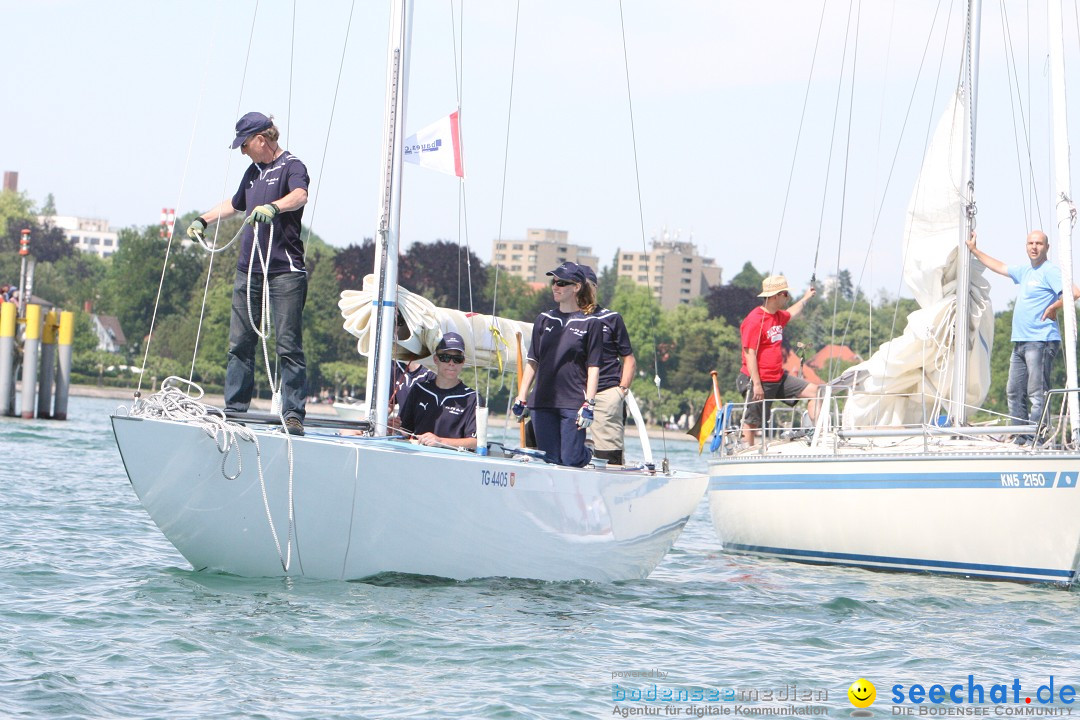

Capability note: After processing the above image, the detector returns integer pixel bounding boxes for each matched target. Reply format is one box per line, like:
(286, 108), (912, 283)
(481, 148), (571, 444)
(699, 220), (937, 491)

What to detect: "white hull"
(708, 440), (1080, 585)
(113, 415), (707, 582)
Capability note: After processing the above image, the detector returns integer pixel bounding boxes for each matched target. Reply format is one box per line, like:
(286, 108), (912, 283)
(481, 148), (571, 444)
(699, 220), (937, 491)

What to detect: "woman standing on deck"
(513, 262), (601, 467)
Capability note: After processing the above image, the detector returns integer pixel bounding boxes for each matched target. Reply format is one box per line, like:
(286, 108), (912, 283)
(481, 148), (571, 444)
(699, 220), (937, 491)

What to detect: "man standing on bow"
(967, 230), (1077, 443)
(186, 112), (311, 436)
(737, 275), (818, 446)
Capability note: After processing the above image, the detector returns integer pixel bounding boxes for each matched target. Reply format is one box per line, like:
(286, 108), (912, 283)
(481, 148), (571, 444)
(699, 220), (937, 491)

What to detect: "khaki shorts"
(591, 385), (626, 452)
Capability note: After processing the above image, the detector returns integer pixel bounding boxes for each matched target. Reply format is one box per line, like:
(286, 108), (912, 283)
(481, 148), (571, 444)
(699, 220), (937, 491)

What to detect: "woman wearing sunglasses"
(512, 262), (602, 467)
(398, 332), (478, 449)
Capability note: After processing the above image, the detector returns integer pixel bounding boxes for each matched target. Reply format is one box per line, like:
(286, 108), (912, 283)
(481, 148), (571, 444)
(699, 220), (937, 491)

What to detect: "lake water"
(3, 396), (1079, 719)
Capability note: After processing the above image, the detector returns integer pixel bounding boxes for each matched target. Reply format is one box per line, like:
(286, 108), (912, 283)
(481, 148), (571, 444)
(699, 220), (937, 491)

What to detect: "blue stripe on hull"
(709, 470), (1069, 491)
(724, 543), (1076, 584)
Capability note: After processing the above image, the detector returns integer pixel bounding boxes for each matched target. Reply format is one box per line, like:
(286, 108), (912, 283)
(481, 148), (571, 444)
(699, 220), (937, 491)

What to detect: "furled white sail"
(339, 274), (532, 372)
(842, 89), (994, 427)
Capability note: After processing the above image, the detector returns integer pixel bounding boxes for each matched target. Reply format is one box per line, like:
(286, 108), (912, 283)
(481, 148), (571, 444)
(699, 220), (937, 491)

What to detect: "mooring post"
(20, 303), (40, 419)
(38, 309), (57, 419)
(54, 310), (73, 421)
(0, 301), (14, 416)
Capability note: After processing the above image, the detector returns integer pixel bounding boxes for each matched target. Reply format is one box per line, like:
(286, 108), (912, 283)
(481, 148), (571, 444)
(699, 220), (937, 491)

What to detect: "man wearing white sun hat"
(737, 274), (818, 446)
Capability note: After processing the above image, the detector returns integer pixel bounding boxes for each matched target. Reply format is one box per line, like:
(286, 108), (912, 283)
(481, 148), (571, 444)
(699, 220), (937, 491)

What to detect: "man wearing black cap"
(186, 112), (311, 435)
(579, 264), (636, 465)
(398, 332), (478, 449)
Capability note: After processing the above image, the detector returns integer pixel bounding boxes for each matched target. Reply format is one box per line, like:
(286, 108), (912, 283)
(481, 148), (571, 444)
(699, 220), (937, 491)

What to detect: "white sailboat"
(110, 0), (707, 582)
(707, 0), (1080, 586)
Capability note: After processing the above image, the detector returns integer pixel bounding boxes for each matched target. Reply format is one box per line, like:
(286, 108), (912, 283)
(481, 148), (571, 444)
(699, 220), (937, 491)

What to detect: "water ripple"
(3, 397), (1080, 718)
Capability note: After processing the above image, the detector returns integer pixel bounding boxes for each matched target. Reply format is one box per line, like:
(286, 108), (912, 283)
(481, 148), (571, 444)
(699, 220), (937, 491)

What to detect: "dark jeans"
(225, 269), (307, 421)
(1007, 340), (1059, 426)
(531, 407), (591, 468)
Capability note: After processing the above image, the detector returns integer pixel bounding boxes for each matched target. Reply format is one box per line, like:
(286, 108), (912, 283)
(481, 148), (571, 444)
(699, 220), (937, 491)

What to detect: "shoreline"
(65, 383), (697, 442)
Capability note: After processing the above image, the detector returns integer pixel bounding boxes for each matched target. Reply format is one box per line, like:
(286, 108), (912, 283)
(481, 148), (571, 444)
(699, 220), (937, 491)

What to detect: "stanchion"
(54, 311), (73, 421)
(38, 309), (57, 419)
(0, 301), (14, 416)
(21, 303), (40, 419)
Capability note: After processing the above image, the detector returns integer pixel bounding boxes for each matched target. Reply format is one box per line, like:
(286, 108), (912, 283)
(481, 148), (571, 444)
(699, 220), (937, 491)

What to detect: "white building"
(39, 215), (120, 258)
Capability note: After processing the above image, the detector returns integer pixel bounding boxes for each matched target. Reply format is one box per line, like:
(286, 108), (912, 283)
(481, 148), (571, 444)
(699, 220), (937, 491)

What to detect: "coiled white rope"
(130, 375), (295, 573)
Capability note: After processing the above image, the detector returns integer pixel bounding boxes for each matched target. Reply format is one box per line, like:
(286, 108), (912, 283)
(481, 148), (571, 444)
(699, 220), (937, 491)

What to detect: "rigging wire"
(300, 0), (358, 254)
(810, 0), (858, 286)
(448, 0), (484, 399)
(768, 0), (831, 276)
(867, 0), (901, 359)
(137, 4), (222, 390)
(618, 0), (669, 466)
(764, 0), (829, 276)
(288, 0), (296, 148)
(485, 0), (521, 404)
(998, 0), (1039, 230)
(824, 0), (862, 382)
(833, 0), (953, 388)
(451, 0), (463, 313)
(882, 0), (958, 358)
(188, 1), (262, 380)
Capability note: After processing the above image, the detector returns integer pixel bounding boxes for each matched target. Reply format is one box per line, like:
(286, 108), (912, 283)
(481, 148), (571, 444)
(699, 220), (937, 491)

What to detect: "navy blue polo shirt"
(527, 309), (602, 410)
(399, 379), (477, 439)
(591, 307), (634, 392)
(391, 361), (435, 410)
(231, 151), (310, 274)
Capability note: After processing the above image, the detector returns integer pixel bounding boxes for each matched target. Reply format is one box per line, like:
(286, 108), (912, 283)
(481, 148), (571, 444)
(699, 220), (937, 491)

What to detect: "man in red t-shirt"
(737, 275), (818, 445)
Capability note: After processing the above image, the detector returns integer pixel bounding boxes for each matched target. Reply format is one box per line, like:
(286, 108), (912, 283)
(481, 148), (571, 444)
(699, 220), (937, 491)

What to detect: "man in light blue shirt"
(968, 230), (1075, 443)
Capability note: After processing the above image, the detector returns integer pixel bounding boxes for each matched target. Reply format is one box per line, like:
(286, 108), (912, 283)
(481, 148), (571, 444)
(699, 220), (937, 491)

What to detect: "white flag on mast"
(403, 111), (464, 178)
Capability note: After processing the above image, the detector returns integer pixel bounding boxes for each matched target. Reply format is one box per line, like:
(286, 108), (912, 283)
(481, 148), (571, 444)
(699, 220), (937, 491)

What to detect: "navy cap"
(230, 112), (274, 149)
(579, 264), (597, 285)
(436, 332), (466, 354)
(545, 261), (585, 284)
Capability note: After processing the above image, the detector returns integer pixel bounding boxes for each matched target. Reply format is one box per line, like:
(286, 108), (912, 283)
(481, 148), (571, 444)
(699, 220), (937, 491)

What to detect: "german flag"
(687, 393), (720, 454)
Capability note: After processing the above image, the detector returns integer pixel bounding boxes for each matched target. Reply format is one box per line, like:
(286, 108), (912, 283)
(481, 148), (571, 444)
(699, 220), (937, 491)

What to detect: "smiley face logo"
(848, 678), (876, 708)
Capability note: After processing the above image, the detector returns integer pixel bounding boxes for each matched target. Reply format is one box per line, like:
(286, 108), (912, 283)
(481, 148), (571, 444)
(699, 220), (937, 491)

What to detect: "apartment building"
(616, 234), (721, 310)
(40, 215), (120, 259)
(492, 229), (600, 283)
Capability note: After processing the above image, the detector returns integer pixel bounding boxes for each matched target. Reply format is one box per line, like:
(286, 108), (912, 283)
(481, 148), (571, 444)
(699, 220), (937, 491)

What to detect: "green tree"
(72, 310), (100, 355)
(100, 226), (203, 351)
(304, 235), (352, 391)
(320, 360), (367, 398)
(597, 250), (619, 307)
(0, 189), (36, 237)
(41, 193), (57, 217)
(1, 216), (74, 264)
(486, 271), (548, 323)
(729, 261), (765, 291)
(400, 239), (488, 311)
(610, 278), (665, 367)
(32, 252), (108, 311)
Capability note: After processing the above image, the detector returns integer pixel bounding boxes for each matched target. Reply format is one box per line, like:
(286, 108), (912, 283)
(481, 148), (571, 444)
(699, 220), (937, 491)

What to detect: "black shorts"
(736, 372), (810, 427)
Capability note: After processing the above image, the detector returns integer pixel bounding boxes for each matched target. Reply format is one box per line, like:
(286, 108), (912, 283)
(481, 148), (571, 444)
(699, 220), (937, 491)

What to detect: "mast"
(1047, 0), (1080, 445)
(951, 0), (982, 425)
(368, 0), (414, 435)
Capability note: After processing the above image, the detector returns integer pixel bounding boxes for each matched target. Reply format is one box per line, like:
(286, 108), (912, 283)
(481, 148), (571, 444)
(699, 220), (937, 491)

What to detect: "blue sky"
(4, 0), (1080, 313)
